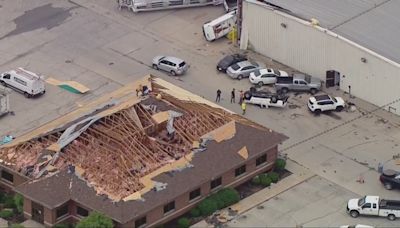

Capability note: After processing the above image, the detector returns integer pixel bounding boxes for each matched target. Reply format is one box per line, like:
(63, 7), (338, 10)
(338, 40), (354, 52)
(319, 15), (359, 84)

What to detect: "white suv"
(308, 94), (345, 113)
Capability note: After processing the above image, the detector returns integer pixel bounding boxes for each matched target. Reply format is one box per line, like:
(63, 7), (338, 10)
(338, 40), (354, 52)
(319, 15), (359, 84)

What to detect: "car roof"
(164, 56), (184, 63)
(313, 94), (331, 101)
(237, 61), (257, 67)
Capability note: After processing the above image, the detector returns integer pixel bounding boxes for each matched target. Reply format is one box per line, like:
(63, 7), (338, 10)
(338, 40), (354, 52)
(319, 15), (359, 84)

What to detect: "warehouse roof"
(260, 0), (400, 64)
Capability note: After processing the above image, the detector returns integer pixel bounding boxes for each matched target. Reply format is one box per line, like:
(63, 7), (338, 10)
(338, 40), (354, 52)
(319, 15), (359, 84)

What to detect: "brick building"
(0, 76), (287, 227)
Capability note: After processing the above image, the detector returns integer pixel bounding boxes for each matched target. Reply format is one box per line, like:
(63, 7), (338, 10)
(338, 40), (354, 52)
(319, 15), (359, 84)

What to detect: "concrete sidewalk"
(191, 159), (315, 227)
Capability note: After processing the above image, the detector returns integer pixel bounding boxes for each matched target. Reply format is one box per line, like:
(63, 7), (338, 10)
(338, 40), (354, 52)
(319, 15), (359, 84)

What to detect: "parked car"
(249, 68), (288, 86)
(217, 54), (247, 72)
(226, 61), (262, 80)
(152, 56), (189, 76)
(275, 73), (321, 94)
(0, 68), (46, 98)
(380, 169), (400, 190)
(308, 94), (345, 113)
(339, 225), (374, 228)
(347, 195), (400, 220)
(244, 87), (288, 108)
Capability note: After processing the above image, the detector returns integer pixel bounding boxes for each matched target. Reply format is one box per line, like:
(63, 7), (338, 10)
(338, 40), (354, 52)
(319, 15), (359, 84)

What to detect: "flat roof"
(255, 0), (400, 64)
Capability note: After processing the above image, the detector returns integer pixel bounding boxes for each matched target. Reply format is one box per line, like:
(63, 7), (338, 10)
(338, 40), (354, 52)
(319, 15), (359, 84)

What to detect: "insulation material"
(152, 111), (169, 124)
(237, 146), (248, 160)
(202, 121), (236, 143)
(46, 77), (90, 94)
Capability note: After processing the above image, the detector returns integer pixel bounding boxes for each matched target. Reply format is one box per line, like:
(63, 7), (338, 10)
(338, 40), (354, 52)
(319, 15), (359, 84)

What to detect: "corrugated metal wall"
(242, 1), (400, 115)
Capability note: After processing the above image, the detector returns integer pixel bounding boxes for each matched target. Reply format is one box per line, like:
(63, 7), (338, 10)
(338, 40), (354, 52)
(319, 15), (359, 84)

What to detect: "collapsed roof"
(0, 76), (288, 223)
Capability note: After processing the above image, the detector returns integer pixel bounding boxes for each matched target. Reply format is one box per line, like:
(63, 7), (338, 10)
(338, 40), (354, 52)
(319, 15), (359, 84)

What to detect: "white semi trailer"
(117, 0), (222, 12)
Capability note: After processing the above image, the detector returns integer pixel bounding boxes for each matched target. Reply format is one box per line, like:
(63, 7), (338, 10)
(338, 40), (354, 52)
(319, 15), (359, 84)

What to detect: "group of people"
(216, 89), (246, 115)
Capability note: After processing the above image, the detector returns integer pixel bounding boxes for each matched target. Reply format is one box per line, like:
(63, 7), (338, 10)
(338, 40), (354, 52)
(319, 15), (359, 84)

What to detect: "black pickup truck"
(380, 169), (400, 190)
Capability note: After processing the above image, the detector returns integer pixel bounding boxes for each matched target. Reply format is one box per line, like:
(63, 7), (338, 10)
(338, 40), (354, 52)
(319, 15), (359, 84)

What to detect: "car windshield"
(275, 70), (281, 76)
(224, 56), (234, 63)
(231, 64), (240, 70)
(358, 196), (366, 206)
(254, 70), (261, 76)
(304, 74), (311, 83)
(332, 97), (337, 103)
(179, 62), (186, 67)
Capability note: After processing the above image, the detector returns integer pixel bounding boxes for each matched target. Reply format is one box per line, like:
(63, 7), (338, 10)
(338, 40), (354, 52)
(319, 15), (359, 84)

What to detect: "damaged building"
(0, 75), (287, 227)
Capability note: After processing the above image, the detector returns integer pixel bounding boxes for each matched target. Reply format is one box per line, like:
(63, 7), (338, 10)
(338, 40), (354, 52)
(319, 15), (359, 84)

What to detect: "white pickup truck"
(347, 196), (400, 220)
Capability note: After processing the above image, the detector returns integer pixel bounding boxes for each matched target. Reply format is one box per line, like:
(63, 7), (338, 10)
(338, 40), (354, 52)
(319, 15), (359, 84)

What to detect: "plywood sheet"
(237, 146), (248, 160)
(151, 111), (169, 124)
(202, 121), (236, 143)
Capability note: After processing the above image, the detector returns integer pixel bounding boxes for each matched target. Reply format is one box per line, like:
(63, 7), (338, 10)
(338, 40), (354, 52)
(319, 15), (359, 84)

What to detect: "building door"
(326, 70), (340, 88)
(31, 202), (44, 224)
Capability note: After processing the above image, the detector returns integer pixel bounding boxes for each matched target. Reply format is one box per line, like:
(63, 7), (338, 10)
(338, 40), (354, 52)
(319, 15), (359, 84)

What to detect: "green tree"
(14, 194), (24, 214)
(177, 217), (190, 228)
(190, 208), (201, 217)
(268, 172), (279, 183)
(0, 209), (14, 219)
(76, 212), (113, 228)
(197, 198), (217, 216)
(275, 158), (286, 171)
(217, 188), (239, 207)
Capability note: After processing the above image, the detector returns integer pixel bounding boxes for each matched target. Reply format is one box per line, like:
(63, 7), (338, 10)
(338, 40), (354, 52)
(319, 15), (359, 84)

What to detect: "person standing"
(241, 101), (246, 115)
(230, 88), (235, 103)
(216, 89), (221, 102)
(239, 90), (244, 104)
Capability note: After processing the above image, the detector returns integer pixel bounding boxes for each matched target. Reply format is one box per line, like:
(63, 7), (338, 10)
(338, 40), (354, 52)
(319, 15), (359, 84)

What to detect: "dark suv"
(217, 54), (247, 72)
(380, 169), (400, 190)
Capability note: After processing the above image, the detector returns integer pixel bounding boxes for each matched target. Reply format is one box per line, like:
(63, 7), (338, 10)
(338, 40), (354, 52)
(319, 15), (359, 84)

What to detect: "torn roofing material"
(16, 122), (286, 223)
(3, 75), (287, 222)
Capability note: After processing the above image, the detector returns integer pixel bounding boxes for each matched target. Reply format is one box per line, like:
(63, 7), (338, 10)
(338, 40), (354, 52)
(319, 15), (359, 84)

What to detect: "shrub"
(251, 175), (261, 185)
(0, 209), (14, 219)
(275, 158), (286, 170)
(268, 172), (279, 183)
(10, 224), (25, 228)
(197, 198), (217, 216)
(217, 188), (239, 208)
(14, 194), (24, 214)
(177, 217), (190, 228)
(190, 208), (201, 217)
(54, 224), (69, 228)
(3, 196), (15, 209)
(259, 174), (272, 187)
(76, 212), (113, 228)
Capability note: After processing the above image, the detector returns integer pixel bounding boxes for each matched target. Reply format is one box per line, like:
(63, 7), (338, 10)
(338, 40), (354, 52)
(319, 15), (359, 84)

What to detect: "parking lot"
(228, 176), (399, 227)
(1, 0), (400, 226)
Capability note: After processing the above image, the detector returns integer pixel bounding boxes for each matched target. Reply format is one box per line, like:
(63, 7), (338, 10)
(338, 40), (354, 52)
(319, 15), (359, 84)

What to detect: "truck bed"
(380, 200), (400, 210)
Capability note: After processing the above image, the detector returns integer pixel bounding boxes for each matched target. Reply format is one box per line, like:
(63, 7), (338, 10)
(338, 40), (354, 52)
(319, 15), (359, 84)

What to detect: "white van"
(203, 10), (237, 42)
(0, 68), (46, 98)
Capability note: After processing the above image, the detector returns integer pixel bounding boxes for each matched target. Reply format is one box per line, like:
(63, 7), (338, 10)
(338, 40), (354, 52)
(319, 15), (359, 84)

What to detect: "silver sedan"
(226, 61), (262, 80)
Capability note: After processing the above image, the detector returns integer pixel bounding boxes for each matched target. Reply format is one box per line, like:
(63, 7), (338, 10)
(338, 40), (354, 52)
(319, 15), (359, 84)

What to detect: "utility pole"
(237, 0), (243, 45)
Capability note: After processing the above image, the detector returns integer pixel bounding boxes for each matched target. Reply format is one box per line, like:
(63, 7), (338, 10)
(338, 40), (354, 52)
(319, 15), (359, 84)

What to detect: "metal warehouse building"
(240, 0), (400, 115)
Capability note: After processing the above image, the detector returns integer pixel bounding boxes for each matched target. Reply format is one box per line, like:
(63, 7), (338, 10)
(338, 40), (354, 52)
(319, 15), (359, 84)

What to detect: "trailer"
(0, 87), (10, 117)
(118, 0), (223, 12)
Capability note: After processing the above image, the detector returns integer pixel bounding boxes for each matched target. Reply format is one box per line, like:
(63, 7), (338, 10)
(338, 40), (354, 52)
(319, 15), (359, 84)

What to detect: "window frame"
(210, 177), (222, 190)
(76, 206), (89, 217)
(256, 154), (267, 166)
(189, 188), (201, 201)
(163, 201), (175, 215)
(56, 204), (69, 220)
(235, 165), (246, 177)
(135, 216), (147, 228)
(1, 170), (14, 183)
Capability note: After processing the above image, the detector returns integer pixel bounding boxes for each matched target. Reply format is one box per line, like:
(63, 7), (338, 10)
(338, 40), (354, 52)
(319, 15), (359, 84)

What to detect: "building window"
(56, 204), (69, 219)
(1, 170), (14, 183)
(235, 165), (246, 177)
(163, 201), (175, 214)
(189, 188), (201, 201)
(77, 206), (89, 217)
(256, 154), (267, 166)
(135, 216), (147, 228)
(210, 177), (222, 190)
